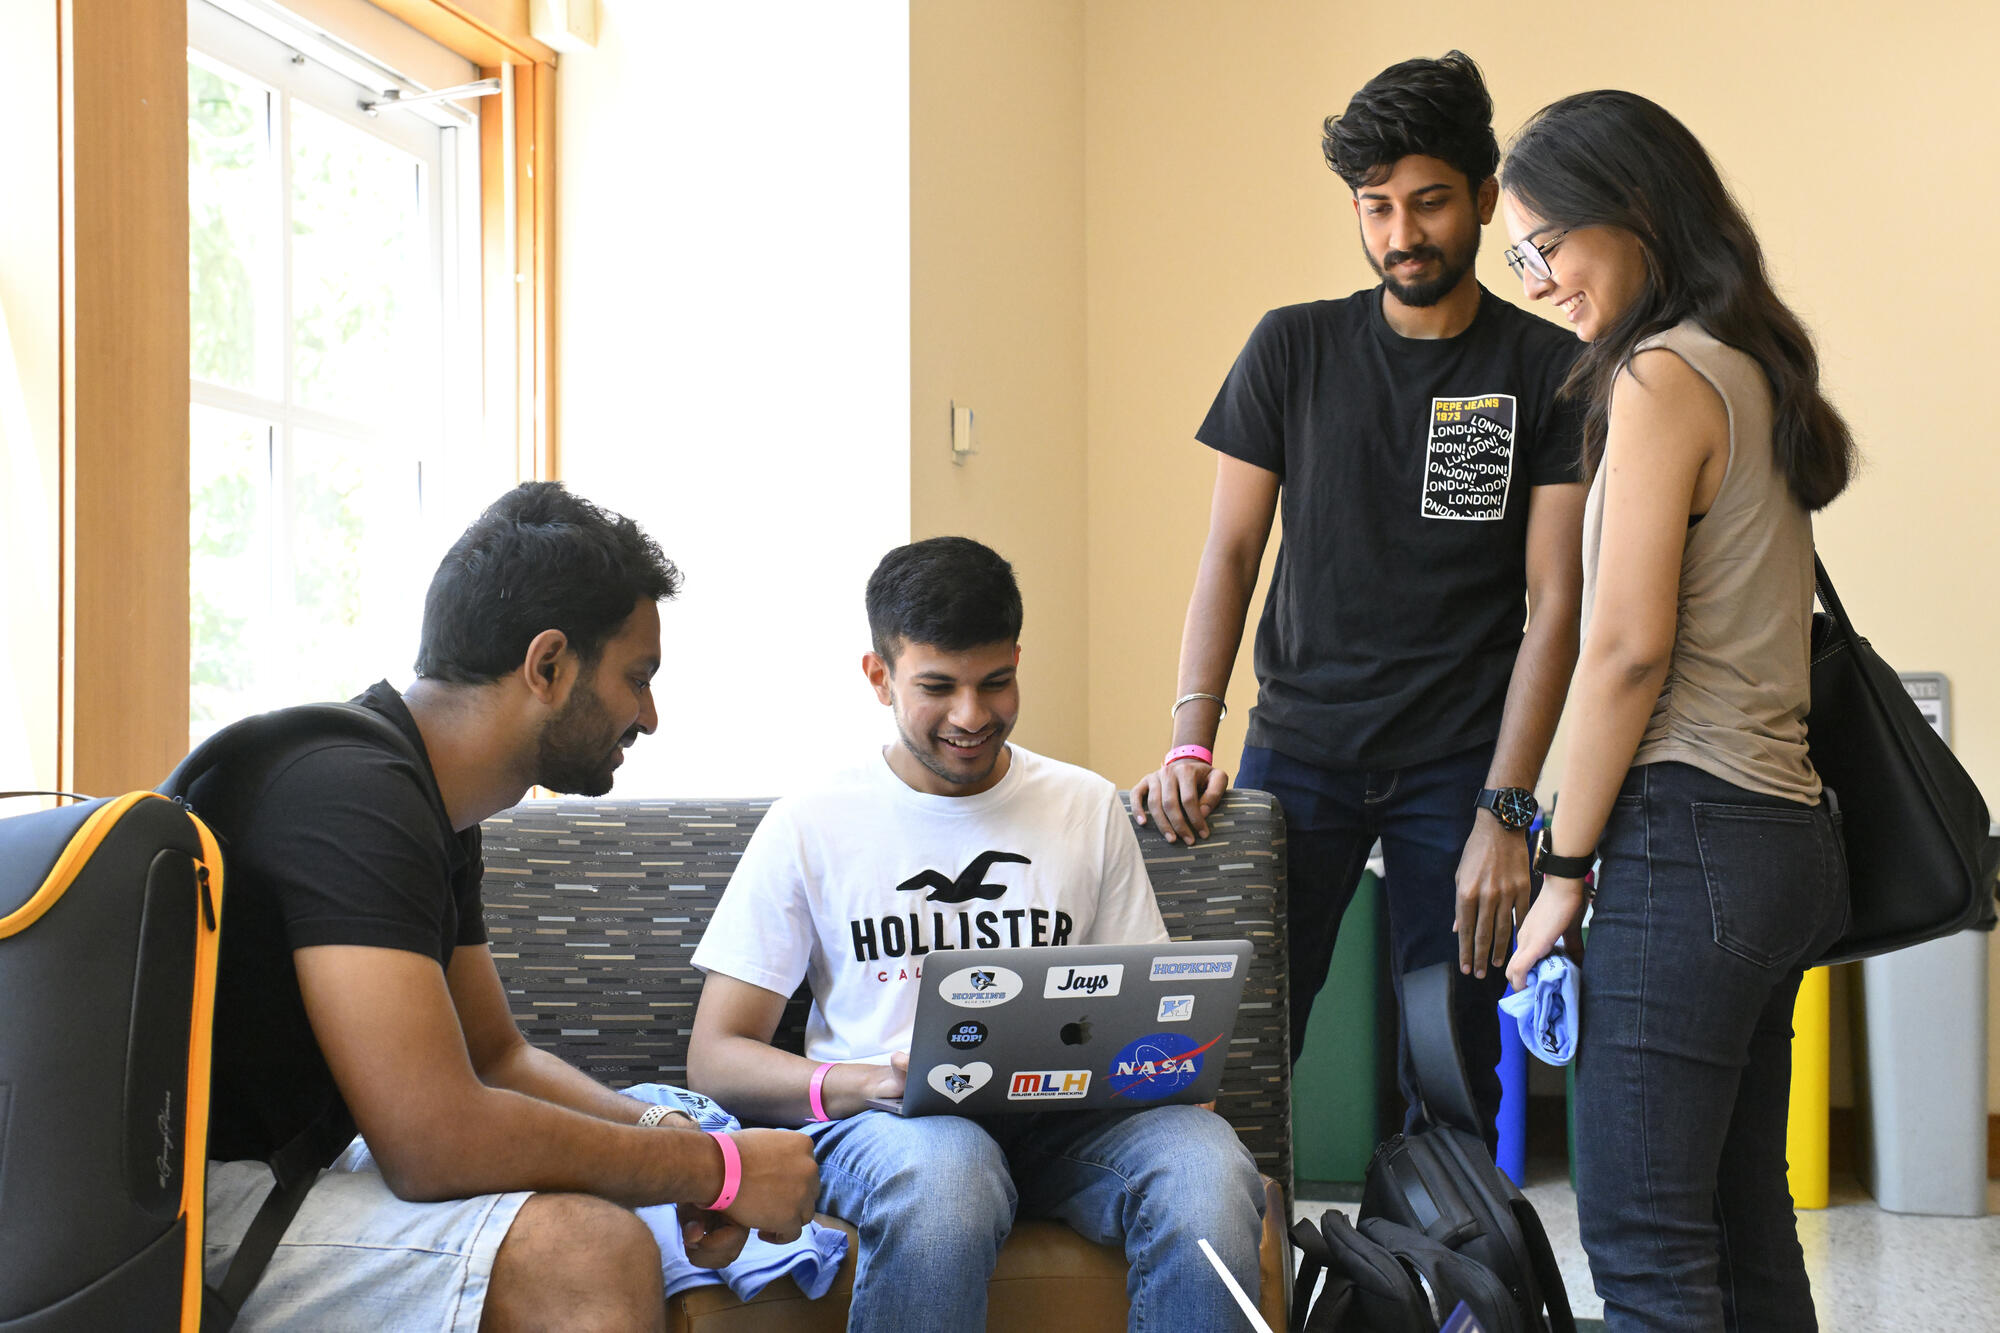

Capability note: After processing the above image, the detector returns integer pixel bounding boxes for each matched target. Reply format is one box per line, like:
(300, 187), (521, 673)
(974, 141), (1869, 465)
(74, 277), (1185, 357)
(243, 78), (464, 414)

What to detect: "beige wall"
(911, 2), (1089, 763)
(1074, 1), (2000, 1108)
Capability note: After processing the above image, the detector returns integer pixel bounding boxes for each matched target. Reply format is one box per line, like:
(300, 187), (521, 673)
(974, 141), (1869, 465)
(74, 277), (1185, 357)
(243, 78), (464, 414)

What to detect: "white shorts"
(203, 1140), (530, 1332)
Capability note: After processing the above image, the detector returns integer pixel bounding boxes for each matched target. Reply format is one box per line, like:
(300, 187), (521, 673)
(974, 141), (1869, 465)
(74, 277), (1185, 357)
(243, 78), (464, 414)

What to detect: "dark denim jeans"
(1239, 741), (1510, 1149)
(1574, 761), (1847, 1333)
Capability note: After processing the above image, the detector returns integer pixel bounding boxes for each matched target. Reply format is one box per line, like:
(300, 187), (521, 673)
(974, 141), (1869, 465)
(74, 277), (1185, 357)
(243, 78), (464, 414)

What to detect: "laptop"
(870, 939), (1254, 1116)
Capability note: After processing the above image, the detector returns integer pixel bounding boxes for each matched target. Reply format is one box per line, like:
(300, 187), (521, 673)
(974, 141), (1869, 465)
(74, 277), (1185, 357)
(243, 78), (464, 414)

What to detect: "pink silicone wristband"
(706, 1131), (742, 1212)
(809, 1061), (836, 1122)
(1164, 744), (1214, 767)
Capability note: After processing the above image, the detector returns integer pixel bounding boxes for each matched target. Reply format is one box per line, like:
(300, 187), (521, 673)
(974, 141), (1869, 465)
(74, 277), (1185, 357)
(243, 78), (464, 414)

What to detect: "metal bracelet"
(1170, 691), (1227, 720)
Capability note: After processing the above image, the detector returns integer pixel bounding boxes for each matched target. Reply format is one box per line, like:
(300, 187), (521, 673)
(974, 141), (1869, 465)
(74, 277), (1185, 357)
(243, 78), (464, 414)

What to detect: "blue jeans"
(1238, 741), (1509, 1147)
(805, 1105), (1265, 1332)
(1574, 762), (1847, 1332)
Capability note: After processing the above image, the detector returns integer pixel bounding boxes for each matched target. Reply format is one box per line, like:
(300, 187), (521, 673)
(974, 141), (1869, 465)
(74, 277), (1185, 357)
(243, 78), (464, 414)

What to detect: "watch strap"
(1534, 826), (1595, 879)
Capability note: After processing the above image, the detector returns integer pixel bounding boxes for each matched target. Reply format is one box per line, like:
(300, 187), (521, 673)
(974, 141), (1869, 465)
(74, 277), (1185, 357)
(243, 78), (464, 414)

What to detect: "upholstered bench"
(481, 788), (1292, 1331)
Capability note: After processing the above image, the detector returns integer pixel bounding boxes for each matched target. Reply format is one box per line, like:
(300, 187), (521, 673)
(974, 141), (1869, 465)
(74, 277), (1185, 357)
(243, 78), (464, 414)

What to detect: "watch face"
(1485, 787), (1537, 831)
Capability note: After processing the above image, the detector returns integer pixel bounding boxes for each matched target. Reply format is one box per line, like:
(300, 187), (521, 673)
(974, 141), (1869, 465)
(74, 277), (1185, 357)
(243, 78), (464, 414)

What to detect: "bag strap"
(1510, 1198), (1577, 1333)
(161, 701), (420, 800)
(175, 703), (398, 1328)
(206, 1098), (358, 1327)
(1401, 962), (1484, 1137)
(1289, 1216), (1357, 1332)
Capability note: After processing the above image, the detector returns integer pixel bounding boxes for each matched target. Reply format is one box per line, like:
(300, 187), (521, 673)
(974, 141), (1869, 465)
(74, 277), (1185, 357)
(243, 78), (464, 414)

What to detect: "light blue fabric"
(621, 1083), (849, 1301)
(1500, 953), (1579, 1065)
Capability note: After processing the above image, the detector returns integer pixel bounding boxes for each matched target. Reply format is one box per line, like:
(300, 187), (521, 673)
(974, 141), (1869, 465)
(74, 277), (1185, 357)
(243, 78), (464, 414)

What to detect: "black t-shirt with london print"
(1197, 284), (1583, 771)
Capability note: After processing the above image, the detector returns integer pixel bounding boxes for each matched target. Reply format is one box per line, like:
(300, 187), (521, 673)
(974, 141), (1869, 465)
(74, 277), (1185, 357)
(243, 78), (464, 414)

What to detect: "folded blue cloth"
(1499, 955), (1579, 1066)
(622, 1083), (848, 1301)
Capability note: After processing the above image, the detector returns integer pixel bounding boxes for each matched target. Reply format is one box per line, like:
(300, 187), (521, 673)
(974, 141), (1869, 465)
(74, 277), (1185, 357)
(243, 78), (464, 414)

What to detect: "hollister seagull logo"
(927, 1061), (992, 1104)
(896, 850), (1032, 903)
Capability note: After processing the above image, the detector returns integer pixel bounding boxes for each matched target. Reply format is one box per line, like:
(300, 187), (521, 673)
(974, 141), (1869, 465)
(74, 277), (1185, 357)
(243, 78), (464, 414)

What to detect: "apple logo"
(1059, 1018), (1092, 1046)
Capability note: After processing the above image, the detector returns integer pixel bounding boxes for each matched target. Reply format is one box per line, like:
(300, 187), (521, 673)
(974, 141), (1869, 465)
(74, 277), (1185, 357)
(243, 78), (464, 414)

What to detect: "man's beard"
(894, 709), (1008, 789)
(537, 679), (627, 797)
(1367, 235), (1479, 308)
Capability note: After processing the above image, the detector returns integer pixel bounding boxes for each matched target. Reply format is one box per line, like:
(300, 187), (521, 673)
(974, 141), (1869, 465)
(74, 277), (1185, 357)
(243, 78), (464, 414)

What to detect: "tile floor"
(1293, 1173), (2000, 1332)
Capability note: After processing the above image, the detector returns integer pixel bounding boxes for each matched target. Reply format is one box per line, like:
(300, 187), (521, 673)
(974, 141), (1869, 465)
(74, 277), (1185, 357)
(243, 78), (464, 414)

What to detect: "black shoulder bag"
(1808, 556), (1999, 964)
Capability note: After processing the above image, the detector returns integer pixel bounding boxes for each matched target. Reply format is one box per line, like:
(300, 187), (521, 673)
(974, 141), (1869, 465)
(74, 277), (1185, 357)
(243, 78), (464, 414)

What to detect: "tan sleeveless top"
(1580, 321), (1820, 802)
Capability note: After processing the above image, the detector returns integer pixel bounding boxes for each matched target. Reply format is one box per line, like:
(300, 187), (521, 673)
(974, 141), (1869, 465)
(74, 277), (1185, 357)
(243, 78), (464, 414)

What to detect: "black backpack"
(1291, 1207), (1522, 1333)
(0, 703), (416, 1331)
(1289, 963), (1576, 1332)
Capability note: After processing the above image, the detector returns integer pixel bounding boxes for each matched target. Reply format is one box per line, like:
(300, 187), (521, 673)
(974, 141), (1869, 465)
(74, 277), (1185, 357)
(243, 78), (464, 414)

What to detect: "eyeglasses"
(1503, 230), (1569, 283)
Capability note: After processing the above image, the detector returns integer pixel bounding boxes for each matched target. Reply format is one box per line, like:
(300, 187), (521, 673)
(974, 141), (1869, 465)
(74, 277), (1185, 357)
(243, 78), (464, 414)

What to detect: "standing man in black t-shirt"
(1131, 52), (1585, 1145)
(194, 483), (818, 1331)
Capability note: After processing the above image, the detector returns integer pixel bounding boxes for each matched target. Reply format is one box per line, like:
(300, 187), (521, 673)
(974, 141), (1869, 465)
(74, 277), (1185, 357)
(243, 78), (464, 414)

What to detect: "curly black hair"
(1323, 50), (1498, 192)
(415, 481), (681, 684)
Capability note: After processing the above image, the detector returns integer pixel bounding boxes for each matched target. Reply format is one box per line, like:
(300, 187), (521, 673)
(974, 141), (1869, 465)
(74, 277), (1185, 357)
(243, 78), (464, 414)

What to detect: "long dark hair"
(1501, 91), (1854, 510)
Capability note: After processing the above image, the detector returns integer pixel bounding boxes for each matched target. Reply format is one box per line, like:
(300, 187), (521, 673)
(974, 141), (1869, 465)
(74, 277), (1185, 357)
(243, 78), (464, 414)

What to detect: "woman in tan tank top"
(1496, 92), (1855, 1332)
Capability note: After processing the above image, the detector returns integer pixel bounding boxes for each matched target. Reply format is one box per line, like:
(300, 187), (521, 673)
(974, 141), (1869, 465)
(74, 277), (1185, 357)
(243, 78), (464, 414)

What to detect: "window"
(187, 1), (495, 741)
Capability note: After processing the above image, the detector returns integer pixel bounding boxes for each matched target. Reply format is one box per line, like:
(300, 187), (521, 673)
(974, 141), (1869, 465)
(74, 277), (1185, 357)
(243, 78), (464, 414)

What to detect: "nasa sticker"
(1107, 1031), (1223, 1102)
(946, 1020), (988, 1050)
(938, 965), (1023, 1009)
(927, 1062), (992, 1104)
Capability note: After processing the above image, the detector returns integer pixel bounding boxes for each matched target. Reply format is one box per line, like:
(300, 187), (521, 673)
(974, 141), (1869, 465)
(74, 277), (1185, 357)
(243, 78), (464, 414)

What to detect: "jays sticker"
(1157, 995), (1194, 1022)
(945, 1020), (988, 1050)
(1043, 962), (1123, 998)
(937, 965), (1023, 1009)
(1107, 1031), (1225, 1102)
(926, 1061), (992, 1104)
(1147, 954), (1238, 982)
(1006, 1069), (1092, 1101)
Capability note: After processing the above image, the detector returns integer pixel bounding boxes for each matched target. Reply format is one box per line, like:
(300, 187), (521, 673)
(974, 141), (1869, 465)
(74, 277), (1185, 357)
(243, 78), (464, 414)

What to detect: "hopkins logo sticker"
(1157, 995), (1194, 1022)
(946, 1020), (988, 1050)
(938, 965), (1023, 1009)
(1043, 963), (1123, 999)
(1006, 1070), (1092, 1101)
(927, 1061), (993, 1104)
(1147, 954), (1238, 982)
(1107, 1031), (1225, 1101)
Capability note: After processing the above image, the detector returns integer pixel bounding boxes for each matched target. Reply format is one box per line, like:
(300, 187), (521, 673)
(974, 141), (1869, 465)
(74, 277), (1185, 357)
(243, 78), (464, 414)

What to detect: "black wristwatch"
(1475, 786), (1538, 832)
(1533, 826), (1595, 880)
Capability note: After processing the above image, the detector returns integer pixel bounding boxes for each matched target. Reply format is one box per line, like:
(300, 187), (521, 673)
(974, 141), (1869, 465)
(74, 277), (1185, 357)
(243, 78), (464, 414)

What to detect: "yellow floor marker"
(1786, 966), (1830, 1209)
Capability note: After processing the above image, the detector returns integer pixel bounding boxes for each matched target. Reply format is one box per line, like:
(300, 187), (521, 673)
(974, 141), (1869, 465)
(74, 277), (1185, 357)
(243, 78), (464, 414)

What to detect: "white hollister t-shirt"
(692, 744), (1169, 1065)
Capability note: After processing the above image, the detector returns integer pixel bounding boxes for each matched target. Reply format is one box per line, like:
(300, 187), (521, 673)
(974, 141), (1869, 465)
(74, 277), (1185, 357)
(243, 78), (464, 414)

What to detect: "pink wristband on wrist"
(1164, 744), (1214, 768)
(808, 1061), (836, 1122)
(706, 1131), (742, 1212)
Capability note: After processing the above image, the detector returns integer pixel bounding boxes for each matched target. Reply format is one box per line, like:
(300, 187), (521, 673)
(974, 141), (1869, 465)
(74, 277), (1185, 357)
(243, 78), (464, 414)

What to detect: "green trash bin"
(1291, 863), (1394, 1189)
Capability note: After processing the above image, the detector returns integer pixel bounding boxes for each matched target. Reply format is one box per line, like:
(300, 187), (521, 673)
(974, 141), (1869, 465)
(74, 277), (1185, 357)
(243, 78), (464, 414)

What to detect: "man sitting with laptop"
(687, 537), (1265, 1331)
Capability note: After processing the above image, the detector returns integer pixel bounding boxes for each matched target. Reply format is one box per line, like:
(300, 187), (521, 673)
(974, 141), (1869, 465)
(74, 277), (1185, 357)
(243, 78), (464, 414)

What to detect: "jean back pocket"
(1691, 801), (1836, 969)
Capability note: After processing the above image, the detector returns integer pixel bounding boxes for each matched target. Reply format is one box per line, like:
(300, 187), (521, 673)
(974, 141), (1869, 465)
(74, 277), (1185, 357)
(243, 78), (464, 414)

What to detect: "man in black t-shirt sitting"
(194, 483), (818, 1331)
(1131, 51), (1585, 1146)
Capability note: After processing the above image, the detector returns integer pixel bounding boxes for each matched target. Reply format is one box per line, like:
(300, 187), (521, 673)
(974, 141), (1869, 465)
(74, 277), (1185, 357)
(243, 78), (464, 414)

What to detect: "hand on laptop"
(718, 1128), (822, 1244)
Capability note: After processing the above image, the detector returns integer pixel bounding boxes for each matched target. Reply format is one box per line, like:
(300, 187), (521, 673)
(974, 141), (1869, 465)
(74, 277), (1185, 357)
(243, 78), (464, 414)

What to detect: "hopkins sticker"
(927, 1062), (993, 1104)
(946, 1020), (988, 1050)
(1043, 962), (1123, 999)
(1107, 1031), (1225, 1102)
(1006, 1070), (1092, 1101)
(938, 965), (1024, 1009)
(1157, 995), (1194, 1022)
(1146, 954), (1238, 982)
